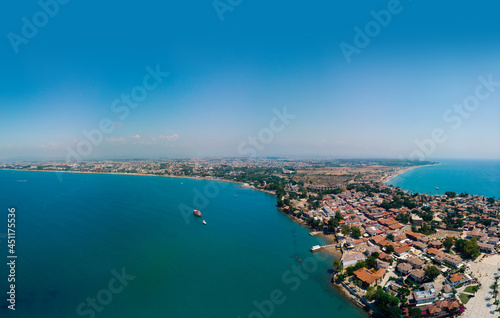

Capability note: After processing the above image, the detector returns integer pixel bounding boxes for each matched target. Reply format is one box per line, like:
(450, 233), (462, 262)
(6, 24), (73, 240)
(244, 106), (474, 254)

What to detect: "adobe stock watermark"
(213, 0), (243, 21)
(407, 74), (500, 160)
(76, 268), (135, 318)
(179, 180), (229, 224)
(238, 252), (328, 318)
(238, 107), (296, 158)
(65, 65), (169, 163)
(340, 0), (411, 64)
(7, 0), (71, 54)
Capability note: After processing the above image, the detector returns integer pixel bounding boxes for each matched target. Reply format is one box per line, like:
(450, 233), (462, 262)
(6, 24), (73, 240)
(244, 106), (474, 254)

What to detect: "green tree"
(372, 287), (401, 318)
(397, 287), (411, 299)
(385, 245), (395, 253)
(445, 191), (457, 198)
(443, 237), (454, 252)
(366, 255), (377, 269)
(386, 233), (395, 241)
(464, 238), (481, 259)
(333, 259), (343, 272)
(351, 226), (361, 238)
(335, 211), (344, 220)
(396, 212), (410, 224)
(365, 286), (376, 300)
(425, 266), (440, 281)
(341, 225), (351, 236)
(409, 307), (423, 318)
(328, 217), (339, 232)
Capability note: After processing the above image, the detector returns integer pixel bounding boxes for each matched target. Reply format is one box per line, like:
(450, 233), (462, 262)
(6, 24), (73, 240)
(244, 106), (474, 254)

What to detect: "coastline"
(0, 168), (277, 196)
(381, 163), (437, 184)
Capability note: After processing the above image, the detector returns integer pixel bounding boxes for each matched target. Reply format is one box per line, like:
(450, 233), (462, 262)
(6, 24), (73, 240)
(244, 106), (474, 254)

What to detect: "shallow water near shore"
(0, 170), (367, 318)
(387, 159), (500, 198)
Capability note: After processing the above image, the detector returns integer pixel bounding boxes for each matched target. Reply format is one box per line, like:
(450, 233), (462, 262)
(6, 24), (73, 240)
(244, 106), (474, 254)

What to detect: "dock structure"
(309, 231), (323, 236)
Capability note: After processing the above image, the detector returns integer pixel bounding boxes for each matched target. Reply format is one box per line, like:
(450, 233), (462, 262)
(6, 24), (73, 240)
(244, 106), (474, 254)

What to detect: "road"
(463, 254), (500, 318)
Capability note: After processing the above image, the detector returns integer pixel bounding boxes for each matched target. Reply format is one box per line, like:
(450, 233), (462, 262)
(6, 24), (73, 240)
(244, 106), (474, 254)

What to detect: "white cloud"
(158, 133), (179, 141)
(105, 137), (125, 143)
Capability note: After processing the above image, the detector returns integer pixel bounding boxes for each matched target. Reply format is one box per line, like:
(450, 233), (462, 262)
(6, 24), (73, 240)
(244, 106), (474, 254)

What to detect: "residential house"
(406, 231), (423, 241)
(426, 299), (461, 316)
(428, 240), (443, 249)
(409, 269), (426, 283)
(377, 251), (392, 262)
(413, 283), (437, 305)
(352, 267), (386, 287)
(418, 236), (430, 244)
(426, 247), (443, 257)
(413, 241), (428, 250)
(406, 256), (425, 269)
(341, 252), (367, 267)
(434, 253), (463, 268)
(397, 262), (412, 275)
(376, 259), (390, 270)
(364, 245), (381, 256)
(411, 214), (423, 226)
(478, 242), (495, 253)
(446, 273), (471, 287)
(486, 236), (499, 246)
(394, 245), (411, 256)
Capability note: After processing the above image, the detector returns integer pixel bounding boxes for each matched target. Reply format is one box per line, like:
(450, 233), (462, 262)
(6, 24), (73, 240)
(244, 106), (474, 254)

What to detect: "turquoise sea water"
(0, 170), (366, 318)
(387, 159), (500, 198)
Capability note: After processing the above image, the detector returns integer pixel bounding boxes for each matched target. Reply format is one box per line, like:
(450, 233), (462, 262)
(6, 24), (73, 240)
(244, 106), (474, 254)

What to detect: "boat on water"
(436, 186), (440, 190)
(193, 209), (202, 217)
(202, 220), (207, 225)
(310, 245), (321, 252)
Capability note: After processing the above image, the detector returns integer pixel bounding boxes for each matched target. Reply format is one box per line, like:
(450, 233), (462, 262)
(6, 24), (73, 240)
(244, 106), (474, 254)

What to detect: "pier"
(309, 231), (323, 236)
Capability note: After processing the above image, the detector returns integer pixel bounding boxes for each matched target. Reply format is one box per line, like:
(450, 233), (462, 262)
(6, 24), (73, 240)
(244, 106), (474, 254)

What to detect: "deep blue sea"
(387, 159), (500, 198)
(0, 170), (366, 318)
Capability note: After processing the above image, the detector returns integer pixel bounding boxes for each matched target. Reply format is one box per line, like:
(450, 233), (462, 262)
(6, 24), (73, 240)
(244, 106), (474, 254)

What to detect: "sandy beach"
(381, 163), (437, 183)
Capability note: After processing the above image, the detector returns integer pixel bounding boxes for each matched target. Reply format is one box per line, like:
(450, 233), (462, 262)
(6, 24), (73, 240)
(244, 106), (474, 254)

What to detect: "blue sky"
(1, 0), (499, 160)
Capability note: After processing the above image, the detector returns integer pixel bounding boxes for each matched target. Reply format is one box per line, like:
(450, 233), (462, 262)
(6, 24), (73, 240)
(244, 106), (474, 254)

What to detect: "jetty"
(309, 231), (323, 236)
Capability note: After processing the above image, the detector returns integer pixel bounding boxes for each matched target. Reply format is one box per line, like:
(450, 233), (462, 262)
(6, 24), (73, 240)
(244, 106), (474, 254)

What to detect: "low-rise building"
(397, 262), (412, 275)
(413, 283), (437, 305)
(406, 256), (425, 269)
(352, 267), (386, 287)
(478, 242), (495, 253)
(428, 240), (443, 249)
(426, 247), (443, 257)
(413, 241), (428, 250)
(446, 273), (471, 287)
(376, 259), (390, 270)
(394, 245), (411, 256)
(341, 252), (366, 267)
(406, 231), (423, 241)
(409, 269), (426, 283)
(411, 214), (423, 226)
(364, 245), (381, 256)
(434, 253), (463, 268)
